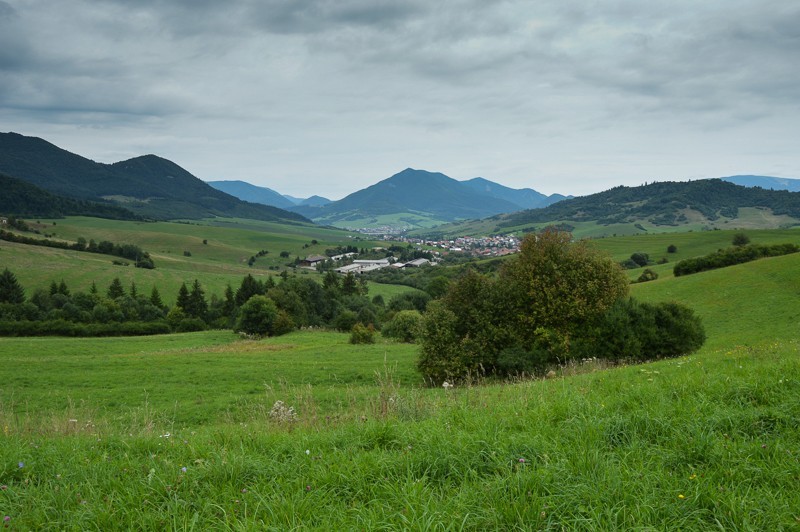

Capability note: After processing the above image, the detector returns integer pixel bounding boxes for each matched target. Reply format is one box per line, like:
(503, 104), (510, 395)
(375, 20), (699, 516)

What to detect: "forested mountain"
(461, 177), (568, 209)
(493, 179), (800, 229)
(0, 132), (310, 223)
(0, 172), (139, 219)
(290, 168), (544, 223)
(207, 180), (296, 209)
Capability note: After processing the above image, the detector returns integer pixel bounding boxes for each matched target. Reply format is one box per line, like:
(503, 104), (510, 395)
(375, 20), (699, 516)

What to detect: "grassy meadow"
(0, 216), (420, 305)
(2, 223), (800, 528)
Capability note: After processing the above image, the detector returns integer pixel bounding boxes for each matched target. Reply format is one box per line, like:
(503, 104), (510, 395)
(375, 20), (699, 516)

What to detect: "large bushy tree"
(417, 229), (702, 384)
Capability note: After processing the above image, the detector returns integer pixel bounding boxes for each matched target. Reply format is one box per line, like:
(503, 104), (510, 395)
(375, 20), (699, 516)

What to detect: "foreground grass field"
(2, 334), (799, 528)
(2, 228), (800, 528)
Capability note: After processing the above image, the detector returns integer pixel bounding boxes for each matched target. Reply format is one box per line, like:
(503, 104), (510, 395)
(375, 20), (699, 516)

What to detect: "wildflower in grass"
(305, 449), (310, 455)
(678, 494), (685, 499)
(518, 458), (526, 463)
(689, 474), (697, 480)
(181, 467), (187, 473)
(241, 488), (248, 493)
(3, 515), (10, 522)
(305, 485), (312, 491)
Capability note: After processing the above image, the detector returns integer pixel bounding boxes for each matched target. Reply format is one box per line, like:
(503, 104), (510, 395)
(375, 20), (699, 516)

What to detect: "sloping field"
(1, 231), (799, 528)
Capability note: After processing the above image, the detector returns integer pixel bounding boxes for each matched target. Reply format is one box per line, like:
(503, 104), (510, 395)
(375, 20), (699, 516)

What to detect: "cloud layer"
(2, 0), (798, 197)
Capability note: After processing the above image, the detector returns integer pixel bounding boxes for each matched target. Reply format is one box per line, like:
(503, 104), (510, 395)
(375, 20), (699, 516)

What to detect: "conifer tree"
(150, 286), (164, 309)
(58, 279), (70, 296)
(187, 279), (208, 320)
(0, 268), (25, 304)
(107, 277), (125, 299)
(176, 282), (190, 312)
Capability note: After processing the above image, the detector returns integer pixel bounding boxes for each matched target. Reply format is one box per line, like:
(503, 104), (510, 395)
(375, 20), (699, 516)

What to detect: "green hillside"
(2, 232), (800, 528)
(0, 172), (138, 220)
(0, 132), (309, 223)
(424, 180), (800, 238)
(0, 216), (404, 304)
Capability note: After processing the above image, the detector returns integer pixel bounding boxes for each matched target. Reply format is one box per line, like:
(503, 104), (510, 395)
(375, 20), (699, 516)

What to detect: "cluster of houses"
(299, 254), (432, 275)
(385, 235), (521, 257)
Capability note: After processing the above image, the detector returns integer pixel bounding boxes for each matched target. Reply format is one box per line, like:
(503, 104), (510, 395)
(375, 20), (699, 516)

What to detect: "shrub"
(574, 298), (705, 362)
(333, 309), (358, 332)
(636, 268), (659, 283)
(381, 310), (422, 343)
(630, 252), (650, 267)
(235, 295), (278, 336)
(673, 243), (800, 276)
(349, 322), (375, 344)
(667, 244), (677, 253)
(175, 317), (207, 333)
(732, 232), (750, 247)
(387, 291), (431, 313)
(496, 346), (550, 376)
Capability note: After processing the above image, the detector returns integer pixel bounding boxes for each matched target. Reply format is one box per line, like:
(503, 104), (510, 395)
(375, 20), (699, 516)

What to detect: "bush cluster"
(673, 243), (799, 276)
(417, 230), (705, 384)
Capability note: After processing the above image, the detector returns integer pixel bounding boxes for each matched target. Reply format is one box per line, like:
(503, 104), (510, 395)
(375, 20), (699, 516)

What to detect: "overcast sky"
(1, 0), (798, 199)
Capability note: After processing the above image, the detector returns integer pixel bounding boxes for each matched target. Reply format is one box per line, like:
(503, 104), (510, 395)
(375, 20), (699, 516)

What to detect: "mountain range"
(287, 168), (566, 227)
(428, 178), (800, 238)
(207, 181), (331, 209)
(0, 132), (309, 223)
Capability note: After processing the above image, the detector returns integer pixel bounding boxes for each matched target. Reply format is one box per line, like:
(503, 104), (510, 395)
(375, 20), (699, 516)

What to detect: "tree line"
(0, 268), (427, 338)
(0, 229), (155, 269)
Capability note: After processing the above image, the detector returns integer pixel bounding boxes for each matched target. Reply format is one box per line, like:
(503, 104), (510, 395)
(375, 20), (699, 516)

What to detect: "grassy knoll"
(632, 251), (800, 351)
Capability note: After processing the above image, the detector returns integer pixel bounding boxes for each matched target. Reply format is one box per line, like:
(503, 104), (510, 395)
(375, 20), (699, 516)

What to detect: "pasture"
(0, 216), (420, 305)
(1, 226), (800, 528)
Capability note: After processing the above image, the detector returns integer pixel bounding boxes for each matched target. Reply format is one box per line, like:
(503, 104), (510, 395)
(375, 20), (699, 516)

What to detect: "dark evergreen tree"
(49, 280), (59, 296)
(0, 268), (25, 304)
(186, 279), (208, 320)
(129, 281), (138, 298)
(89, 281), (98, 295)
(322, 270), (341, 292)
(107, 277), (125, 299)
(223, 284), (236, 316)
(176, 282), (190, 312)
(57, 279), (70, 296)
(342, 272), (359, 296)
(149, 286), (164, 309)
(235, 274), (262, 306)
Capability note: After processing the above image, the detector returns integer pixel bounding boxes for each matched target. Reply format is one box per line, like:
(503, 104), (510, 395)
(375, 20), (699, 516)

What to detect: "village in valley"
(298, 234), (521, 274)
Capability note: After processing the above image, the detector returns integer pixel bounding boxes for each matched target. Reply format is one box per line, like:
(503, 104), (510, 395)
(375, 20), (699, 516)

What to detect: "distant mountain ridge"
(207, 180), (296, 209)
(207, 181), (332, 209)
(722, 175), (800, 192)
(461, 177), (568, 209)
(493, 179), (800, 230)
(289, 168), (563, 225)
(0, 132), (310, 223)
